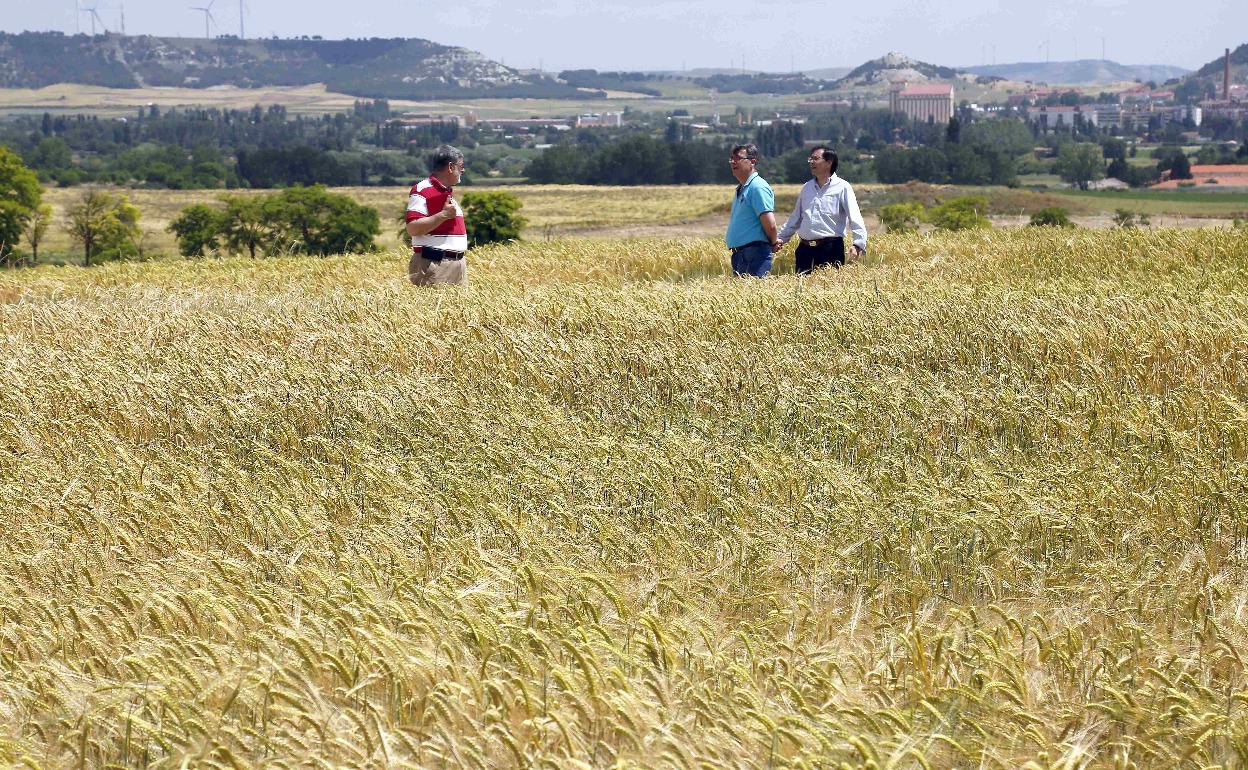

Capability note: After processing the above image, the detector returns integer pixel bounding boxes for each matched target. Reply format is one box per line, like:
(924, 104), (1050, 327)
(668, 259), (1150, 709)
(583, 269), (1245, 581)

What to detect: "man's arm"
(776, 194), (802, 248)
(406, 193), (458, 237)
(844, 185), (867, 255)
(748, 185), (780, 249)
(760, 211), (779, 248)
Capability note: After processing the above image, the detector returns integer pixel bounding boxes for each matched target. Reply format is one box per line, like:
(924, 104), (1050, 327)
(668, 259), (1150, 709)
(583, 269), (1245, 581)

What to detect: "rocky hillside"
(834, 52), (964, 88)
(0, 32), (587, 99)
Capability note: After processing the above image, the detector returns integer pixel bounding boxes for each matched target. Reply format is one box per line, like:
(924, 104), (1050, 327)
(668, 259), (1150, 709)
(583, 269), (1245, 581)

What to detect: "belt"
(802, 236), (842, 247)
(416, 246), (465, 261)
(729, 240), (770, 254)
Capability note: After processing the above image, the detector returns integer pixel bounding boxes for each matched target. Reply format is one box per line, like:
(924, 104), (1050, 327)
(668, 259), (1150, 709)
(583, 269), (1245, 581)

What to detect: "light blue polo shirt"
(725, 171), (775, 248)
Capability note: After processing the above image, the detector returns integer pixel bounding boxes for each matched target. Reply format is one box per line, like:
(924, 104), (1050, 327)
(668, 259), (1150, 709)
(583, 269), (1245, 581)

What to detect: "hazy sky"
(2, 0), (1242, 73)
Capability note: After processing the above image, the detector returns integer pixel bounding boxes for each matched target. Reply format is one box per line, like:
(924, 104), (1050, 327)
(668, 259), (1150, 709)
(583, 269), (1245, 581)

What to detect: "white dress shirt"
(778, 174), (868, 250)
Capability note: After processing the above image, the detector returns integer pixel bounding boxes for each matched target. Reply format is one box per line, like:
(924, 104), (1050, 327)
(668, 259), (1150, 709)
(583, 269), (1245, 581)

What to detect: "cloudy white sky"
(2, 0), (1242, 73)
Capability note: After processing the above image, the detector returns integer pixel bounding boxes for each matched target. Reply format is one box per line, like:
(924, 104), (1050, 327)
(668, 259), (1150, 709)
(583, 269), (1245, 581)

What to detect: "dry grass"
(34, 185), (805, 260)
(2, 228), (1248, 768)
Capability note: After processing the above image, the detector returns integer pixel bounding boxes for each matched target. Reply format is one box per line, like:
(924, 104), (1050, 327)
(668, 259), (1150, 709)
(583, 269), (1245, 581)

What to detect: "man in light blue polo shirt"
(725, 143), (779, 278)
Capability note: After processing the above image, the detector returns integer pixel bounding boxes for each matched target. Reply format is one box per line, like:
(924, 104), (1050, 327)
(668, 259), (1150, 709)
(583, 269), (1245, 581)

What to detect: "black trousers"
(795, 237), (844, 274)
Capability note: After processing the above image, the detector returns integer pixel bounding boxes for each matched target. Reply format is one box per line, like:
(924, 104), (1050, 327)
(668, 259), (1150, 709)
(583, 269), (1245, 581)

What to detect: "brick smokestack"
(1226, 48), (1232, 101)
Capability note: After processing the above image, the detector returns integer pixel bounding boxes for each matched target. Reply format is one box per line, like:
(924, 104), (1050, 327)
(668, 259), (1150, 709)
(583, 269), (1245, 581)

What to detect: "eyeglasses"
(729, 155), (755, 163)
(808, 156), (828, 163)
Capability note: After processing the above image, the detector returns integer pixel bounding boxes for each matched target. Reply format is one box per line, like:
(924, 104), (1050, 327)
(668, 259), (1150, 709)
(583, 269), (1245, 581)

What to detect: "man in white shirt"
(776, 147), (868, 274)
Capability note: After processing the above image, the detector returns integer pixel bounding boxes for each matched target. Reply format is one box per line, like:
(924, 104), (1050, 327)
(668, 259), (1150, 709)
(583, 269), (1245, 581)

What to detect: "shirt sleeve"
(405, 191), (429, 222)
(844, 184), (867, 249)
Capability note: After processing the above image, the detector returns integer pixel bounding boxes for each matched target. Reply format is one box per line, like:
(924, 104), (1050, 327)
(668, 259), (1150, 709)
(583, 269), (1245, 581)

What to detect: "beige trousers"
(408, 250), (467, 286)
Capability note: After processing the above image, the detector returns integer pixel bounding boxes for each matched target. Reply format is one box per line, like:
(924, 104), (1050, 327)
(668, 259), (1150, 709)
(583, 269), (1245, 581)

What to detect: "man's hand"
(772, 239), (786, 254)
(848, 245), (864, 262)
(441, 193), (459, 220)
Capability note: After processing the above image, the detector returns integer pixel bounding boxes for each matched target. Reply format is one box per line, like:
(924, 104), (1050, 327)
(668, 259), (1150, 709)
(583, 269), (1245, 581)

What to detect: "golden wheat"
(1, 227), (1247, 769)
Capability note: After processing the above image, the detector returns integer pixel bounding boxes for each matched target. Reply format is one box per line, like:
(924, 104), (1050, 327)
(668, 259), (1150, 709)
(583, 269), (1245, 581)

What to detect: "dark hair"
(731, 143), (759, 161)
(429, 144), (465, 172)
(810, 146), (839, 174)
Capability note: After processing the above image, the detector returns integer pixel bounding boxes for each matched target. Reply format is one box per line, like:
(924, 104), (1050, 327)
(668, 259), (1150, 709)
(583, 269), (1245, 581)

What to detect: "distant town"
(0, 32), (1244, 190)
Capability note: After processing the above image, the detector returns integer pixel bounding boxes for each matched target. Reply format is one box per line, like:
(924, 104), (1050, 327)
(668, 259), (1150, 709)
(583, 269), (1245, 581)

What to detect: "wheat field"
(2, 228), (1247, 769)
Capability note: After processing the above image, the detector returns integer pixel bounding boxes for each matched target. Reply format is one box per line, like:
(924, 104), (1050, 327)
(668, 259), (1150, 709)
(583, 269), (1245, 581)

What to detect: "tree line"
(0, 101), (451, 189)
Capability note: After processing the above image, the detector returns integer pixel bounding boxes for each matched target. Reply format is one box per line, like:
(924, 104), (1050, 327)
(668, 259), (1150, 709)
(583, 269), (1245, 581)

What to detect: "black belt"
(416, 246), (465, 261)
(801, 236), (843, 247)
(729, 240), (770, 254)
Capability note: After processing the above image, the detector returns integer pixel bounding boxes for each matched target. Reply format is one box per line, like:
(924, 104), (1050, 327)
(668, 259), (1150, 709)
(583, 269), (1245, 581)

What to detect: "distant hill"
(802, 67), (852, 81)
(0, 31), (590, 99)
(1164, 42), (1248, 102)
(1192, 42), (1248, 78)
(964, 60), (1190, 85)
(834, 52), (963, 88)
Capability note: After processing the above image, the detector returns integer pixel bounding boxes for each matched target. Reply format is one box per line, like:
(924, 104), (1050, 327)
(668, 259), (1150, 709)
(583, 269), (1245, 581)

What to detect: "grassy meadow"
(2, 227), (1248, 768)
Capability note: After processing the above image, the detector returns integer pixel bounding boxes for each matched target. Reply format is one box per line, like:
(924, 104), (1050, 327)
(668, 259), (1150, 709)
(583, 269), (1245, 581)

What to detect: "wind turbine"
(82, 3), (108, 35)
(189, 0), (217, 40)
(238, 0), (247, 39)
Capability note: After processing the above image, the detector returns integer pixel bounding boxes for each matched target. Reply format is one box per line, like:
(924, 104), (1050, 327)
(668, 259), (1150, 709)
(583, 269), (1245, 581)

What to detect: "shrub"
(878, 202), (925, 234)
(1112, 209), (1150, 229)
(459, 191), (527, 247)
(928, 195), (991, 232)
(1029, 207), (1075, 228)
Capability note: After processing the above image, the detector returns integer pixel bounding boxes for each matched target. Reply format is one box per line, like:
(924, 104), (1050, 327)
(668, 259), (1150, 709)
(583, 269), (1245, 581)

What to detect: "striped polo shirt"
(406, 176), (468, 252)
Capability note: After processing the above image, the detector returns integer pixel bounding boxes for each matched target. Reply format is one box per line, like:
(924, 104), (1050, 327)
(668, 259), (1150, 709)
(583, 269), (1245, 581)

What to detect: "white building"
(1025, 105), (1099, 129)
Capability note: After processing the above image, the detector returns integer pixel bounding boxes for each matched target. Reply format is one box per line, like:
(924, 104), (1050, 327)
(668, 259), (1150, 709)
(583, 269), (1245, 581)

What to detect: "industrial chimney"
(1226, 48), (1232, 101)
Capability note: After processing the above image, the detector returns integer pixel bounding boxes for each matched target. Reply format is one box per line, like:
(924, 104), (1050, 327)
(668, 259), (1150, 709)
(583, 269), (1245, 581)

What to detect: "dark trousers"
(730, 241), (773, 278)
(795, 237), (844, 274)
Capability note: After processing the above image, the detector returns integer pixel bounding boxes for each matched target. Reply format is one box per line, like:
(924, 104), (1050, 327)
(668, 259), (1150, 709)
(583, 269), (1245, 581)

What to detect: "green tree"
(945, 145), (992, 184)
(524, 144), (592, 184)
(459, 191), (527, 248)
(22, 203), (54, 265)
(1170, 154), (1192, 180)
(928, 195), (991, 231)
(963, 119), (1036, 158)
(945, 117), (961, 144)
(219, 196), (267, 258)
(873, 146), (913, 184)
(262, 186), (380, 256)
(878, 202), (925, 233)
(0, 145), (43, 267)
(1100, 137), (1127, 162)
(1054, 143), (1106, 190)
(66, 189), (141, 266)
(592, 135), (674, 185)
(168, 203), (224, 257)
(1029, 207), (1075, 228)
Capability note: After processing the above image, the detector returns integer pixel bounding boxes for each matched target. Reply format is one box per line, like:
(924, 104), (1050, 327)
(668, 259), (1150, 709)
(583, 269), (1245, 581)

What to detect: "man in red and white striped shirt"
(405, 145), (469, 286)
